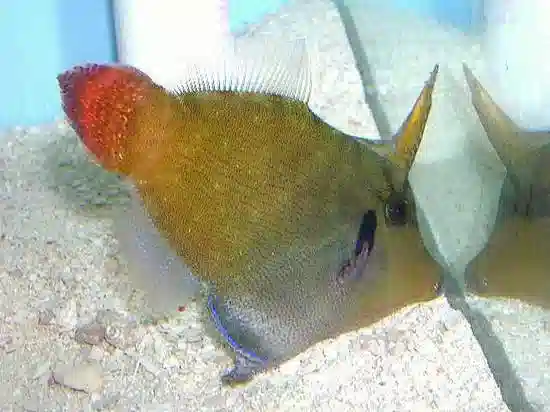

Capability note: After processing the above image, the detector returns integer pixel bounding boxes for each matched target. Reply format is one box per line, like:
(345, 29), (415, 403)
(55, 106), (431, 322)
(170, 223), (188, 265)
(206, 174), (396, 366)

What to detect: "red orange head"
(57, 64), (154, 173)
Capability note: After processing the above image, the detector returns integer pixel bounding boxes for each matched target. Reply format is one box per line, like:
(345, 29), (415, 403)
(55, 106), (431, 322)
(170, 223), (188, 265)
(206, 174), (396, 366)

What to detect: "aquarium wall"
(0, 0), (289, 130)
(387, 0), (484, 31)
(484, 0), (550, 130)
(112, 0), (230, 90)
(1, 0), (550, 410)
(0, 0), (483, 130)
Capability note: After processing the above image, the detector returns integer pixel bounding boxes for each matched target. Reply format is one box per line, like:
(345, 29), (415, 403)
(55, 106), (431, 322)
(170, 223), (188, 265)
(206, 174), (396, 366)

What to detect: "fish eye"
(385, 195), (408, 226)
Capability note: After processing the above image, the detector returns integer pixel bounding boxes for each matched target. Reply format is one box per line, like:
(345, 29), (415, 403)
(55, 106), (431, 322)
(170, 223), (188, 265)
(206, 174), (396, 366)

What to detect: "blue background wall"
(0, 0), (480, 130)
(229, 0), (290, 32)
(388, 0), (483, 33)
(0, 0), (116, 129)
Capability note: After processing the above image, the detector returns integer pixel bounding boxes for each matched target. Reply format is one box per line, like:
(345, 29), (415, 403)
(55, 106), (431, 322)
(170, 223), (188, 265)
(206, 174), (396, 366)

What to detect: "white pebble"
(139, 356), (162, 377)
(87, 346), (105, 362)
(53, 362), (104, 393)
(163, 355), (180, 369)
(55, 299), (79, 330)
(91, 393), (121, 411)
(32, 362), (51, 380)
(37, 309), (55, 325)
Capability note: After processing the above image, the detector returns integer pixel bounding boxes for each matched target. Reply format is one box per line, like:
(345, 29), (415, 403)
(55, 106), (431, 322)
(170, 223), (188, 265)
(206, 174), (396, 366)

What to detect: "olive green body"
(123, 88), (439, 381)
(57, 61), (441, 384)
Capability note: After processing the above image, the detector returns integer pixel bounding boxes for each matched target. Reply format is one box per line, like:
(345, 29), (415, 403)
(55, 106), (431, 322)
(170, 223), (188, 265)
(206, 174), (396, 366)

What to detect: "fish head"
(57, 64), (156, 174)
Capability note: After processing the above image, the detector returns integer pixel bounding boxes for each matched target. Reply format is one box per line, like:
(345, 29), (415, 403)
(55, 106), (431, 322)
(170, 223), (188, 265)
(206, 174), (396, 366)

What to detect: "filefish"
(57, 40), (441, 384)
(463, 64), (550, 308)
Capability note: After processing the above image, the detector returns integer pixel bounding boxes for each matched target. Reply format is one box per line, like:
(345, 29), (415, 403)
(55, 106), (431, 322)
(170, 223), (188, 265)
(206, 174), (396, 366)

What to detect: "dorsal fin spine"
(172, 38), (312, 103)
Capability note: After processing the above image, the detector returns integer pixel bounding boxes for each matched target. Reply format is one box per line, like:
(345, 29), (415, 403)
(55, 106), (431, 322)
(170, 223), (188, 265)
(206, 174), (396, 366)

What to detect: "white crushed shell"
(37, 309), (55, 325)
(138, 356), (162, 377)
(32, 362), (51, 380)
(87, 346), (105, 362)
(54, 299), (79, 330)
(90, 393), (121, 411)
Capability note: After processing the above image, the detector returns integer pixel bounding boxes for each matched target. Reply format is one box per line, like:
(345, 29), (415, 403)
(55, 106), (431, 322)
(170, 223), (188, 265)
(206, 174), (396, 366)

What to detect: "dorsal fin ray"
(173, 38), (312, 103)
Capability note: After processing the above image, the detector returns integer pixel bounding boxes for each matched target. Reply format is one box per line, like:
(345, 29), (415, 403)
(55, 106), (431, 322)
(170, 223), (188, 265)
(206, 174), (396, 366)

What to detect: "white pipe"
(113, 0), (230, 90)
(484, 0), (550, 130)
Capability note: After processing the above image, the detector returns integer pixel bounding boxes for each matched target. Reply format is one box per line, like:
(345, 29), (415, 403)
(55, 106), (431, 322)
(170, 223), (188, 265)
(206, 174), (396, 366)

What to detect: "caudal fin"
(57, 64), (155, 174)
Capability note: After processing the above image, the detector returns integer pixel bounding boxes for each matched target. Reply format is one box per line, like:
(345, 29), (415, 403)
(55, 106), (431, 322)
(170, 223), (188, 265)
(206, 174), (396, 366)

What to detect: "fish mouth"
(207, 294), (269, 385)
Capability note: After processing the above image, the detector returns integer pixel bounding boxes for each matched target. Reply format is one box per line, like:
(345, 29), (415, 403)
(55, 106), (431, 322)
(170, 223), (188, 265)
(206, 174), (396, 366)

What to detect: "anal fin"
(207, 294), (268, 385)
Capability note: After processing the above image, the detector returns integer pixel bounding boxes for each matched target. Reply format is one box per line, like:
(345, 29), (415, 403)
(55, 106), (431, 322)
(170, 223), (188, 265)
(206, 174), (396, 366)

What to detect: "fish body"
(58, 41), (441, 384)
(463, 65), (550, 307)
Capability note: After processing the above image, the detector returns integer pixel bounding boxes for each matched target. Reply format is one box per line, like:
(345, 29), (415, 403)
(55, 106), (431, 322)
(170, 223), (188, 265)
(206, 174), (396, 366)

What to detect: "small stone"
(163, 355), (180, 369)
(95, 309), (127, 326)
(139, 356), (162, 377)
(8, 268), (23, 277)
(32, 362), (51, 379)
(38, 309), (55, 325)
(52, 362), (103, 393)
(55, 299), (79, 329)
(0, 334), (13, 348)
(103, 256), (120, 273)
(91, 393), (121, 411)
(87, 346), (105, 362)
(184, 328), (203, 344)
(104, 324), (140, 349)
(96, 310), (140, 349)
(0, 334), (16, 353)
(75, 323), (106, 346)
